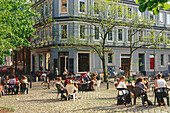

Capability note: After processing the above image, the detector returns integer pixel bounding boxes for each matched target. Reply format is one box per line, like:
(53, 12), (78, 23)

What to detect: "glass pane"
(61, 25), (67, 39)
(95, 26), (99, 40)
(108, 31), (112, 40)
(80, 1), (85, 12)
(161, 54), (164, 65)
(80, 25), (85, 39)
(108, 53), (112, 63)
(78, 53), (89, 72)
(118, 29), (122, 41)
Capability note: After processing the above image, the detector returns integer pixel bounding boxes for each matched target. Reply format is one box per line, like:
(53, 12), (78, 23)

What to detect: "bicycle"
(41, 77), (57, 90)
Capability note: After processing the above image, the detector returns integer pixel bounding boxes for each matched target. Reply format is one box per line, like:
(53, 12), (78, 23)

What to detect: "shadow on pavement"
(20, 99), (63, 103)
(70, 104), (158, 112)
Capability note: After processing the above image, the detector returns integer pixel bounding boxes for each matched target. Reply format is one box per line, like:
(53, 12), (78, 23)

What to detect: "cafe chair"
(20, 83), (29, 94)
(116, 88), (132, 106)
(66, 85), (77, 101)
(131, 87), (145, 106)
(149, 83), (155, 92)
(154, 87), (169, 106)
(95, 80), (101, 91)
(56, 84), (65, 100)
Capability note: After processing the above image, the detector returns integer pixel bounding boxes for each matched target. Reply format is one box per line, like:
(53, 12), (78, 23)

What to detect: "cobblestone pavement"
(0, 81), (170, 113)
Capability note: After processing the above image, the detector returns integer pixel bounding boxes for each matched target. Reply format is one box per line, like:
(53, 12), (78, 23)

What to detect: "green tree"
(0, 0), (37, 63)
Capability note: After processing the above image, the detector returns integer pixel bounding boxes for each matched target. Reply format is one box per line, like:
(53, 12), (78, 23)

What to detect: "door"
(139, 54), (145, 72)
(32, 55), (35, 73)
(59, 56), (68, 75)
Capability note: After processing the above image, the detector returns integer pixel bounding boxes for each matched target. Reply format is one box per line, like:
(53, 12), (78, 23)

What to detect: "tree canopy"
(0, 0), (37, 62)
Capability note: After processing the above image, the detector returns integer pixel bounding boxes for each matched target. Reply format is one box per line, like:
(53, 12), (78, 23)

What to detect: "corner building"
(30, 0), (170, 76)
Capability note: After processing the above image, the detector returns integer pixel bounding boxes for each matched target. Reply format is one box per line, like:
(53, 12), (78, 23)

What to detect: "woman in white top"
(155, 74), (167, 106)
(117, 76), (128, 94)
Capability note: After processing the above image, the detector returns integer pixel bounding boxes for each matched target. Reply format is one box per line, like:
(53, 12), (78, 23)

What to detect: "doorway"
(139, 54), (145, 72)
(59, 56), (68, 75)
(32, 55), (35, 73)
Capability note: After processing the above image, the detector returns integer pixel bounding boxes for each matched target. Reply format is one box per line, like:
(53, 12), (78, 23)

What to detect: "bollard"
(30, 78), (32, 88)
(107, 80), (109, 89)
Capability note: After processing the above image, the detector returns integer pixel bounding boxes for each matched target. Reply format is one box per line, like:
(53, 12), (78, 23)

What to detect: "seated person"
(66, 80), (77, 99)
(135, 77), (151, 105)
(9, 76), (16, 93)
(64, 76), (71, 86)
(115, 78), (120, 88)
(56, 77), (65, 89)
(155, 74), (167, 106)
(78, 76), (84, 83)
(117, 76), (128, 94)
(143, 78), (148, 88)
(89, 76), (97, 90)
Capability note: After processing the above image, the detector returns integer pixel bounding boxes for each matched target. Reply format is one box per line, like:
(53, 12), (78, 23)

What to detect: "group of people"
(116, 73), (168, 106)
(56, 77), (78, 100)
(0, 75), (28, 95)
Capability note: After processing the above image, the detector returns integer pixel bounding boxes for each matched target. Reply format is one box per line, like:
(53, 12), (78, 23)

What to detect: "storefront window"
(150, 54), (154, 69)
(121, 54), (130, 69)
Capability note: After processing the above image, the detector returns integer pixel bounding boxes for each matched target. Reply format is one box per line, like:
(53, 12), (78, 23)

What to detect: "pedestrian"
(55, 67), (59, 79)
(63, 67), (68, 80)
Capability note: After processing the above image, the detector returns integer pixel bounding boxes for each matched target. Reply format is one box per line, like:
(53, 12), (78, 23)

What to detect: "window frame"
(108, 53), (114, 64)
(94, 26), (100, 41)
(78, 0), (86, 13)
(107, 29), (113, 42)
(79, 24), (86, 40)
(60, 24), (68, 40)
(159, 12), (164, 24)
(77, 51), (91, 73)
(60, 0), (68, 14)
(167, 13), (170, 25)
(118, 28), (123, 42)
(160, 54), (165, 66)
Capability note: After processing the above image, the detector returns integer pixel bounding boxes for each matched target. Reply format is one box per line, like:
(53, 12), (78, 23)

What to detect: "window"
(94, 2), (99, 14)
(121, 54), (130, 69)
(40, 5), (44, 18)
(39, 54), (43, 70)
(150, 12), (154, 20)
(45, 3), (48, 16)
(61, 25), (67, 39)
(128, 29), (132, 41)
(108, 53), (113, 63)
(159, 13), (164, 23)
(78, 53), (89, 72)
(128, 7), (132, 19)
(48, 2), (51, 15)
(167, 14), (170, 25)
(80, 25), (85, 39)
(95, 26), (99, 40)
(79, 0), (85, 12)
(61, 0), (67, 12)
(118, 6), (123, 17)
(167, 34), (170, 40)
(150, 54), (155, 69)
(118, 29), (123, 41)
(138, 9), (142, 20)
(168, 55), (170, 63)
(108, 30), (112, 41)
(161, 54), (164, 65)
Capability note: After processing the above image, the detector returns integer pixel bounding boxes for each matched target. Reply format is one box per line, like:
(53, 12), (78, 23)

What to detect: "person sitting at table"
(56, 77), (65, 89)
(14, 75), (19, 94)
(66, 80), (77, 99)
(78, 76), (84, 83)
(115, 78), (120, 88)
(117, 76), (127, 93)
(64, 76), (71, 86)
(9, 76), (16, 94)
(143, 78), (148, 88)
(155, 73), (167, 106)
(89, 76), (97, 90)
(135, 77), (152, 105)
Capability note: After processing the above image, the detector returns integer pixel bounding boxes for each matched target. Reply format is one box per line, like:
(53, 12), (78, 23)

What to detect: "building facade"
(30, 0), (170, 76)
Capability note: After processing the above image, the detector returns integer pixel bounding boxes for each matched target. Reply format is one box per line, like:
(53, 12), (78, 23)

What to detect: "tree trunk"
(102, 56), (107, 82)
(14, 51), (17, 74)
(23, 48), (25, 74)
(128, 52), (132, 79)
